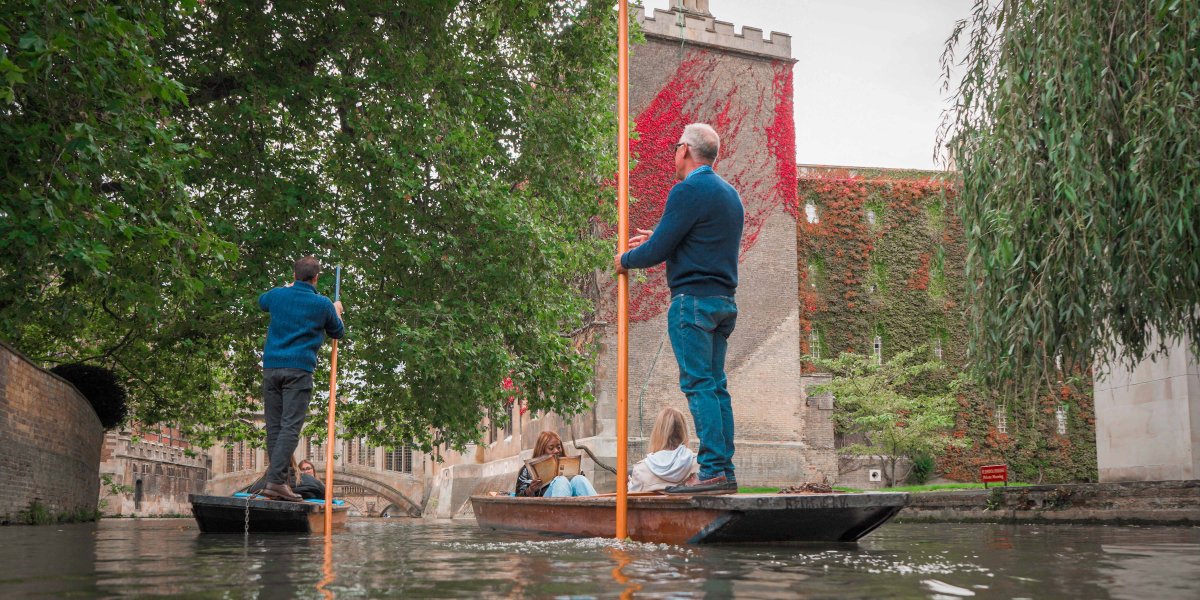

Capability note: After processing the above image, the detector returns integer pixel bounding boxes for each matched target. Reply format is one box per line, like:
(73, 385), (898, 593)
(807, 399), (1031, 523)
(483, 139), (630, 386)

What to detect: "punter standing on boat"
(615, 123), (743, 495)
(258, 256), (345, 501)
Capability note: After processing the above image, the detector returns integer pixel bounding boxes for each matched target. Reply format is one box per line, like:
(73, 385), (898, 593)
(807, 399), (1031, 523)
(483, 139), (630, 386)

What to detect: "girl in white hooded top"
(629, 406), (700, 492)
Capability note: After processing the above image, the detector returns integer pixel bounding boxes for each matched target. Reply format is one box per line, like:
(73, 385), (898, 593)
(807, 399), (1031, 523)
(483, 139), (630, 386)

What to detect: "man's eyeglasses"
(671, 142), (687, 151)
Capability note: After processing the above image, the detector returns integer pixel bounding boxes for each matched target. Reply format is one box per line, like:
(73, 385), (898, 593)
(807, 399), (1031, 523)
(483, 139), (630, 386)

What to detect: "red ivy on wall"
(606, 51), (799, 323)
(767, 62), (799, 220)
(797, 169), (1097, 482)
(797, 171), (958, 367)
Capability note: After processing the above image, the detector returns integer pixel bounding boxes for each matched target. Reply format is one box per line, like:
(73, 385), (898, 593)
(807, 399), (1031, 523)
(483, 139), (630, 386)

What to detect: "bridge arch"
(205, 466), (424, 516)
(327, 469), (423, 517)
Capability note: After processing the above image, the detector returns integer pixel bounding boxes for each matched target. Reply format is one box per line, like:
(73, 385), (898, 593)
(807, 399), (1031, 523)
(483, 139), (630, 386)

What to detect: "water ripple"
(0, 519), (1198, 598)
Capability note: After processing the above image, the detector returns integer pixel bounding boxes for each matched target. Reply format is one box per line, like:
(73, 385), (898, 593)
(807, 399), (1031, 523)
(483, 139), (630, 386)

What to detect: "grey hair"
(680, 123), (720, 164)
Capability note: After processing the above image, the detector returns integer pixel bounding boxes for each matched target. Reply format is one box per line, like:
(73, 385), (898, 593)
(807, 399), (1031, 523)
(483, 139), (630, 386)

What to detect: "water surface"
(1, 518), (1198, 598)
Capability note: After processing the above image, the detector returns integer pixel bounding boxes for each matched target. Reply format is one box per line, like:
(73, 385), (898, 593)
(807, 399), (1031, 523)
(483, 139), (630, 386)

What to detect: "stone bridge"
(206, 443), (426, 517)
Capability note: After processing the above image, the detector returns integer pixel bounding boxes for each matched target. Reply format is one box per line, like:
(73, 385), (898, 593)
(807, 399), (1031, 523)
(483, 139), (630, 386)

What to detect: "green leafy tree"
(0, 0), (243, 441)
(1, 0), (620, 449)
(941, 1), (1200, 395)
(812, 349), (964, 487)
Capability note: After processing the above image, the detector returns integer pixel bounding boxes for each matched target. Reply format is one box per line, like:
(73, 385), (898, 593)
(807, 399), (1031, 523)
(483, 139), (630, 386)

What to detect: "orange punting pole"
(324, 266), (342, 534)
(616, 0), (630, 540)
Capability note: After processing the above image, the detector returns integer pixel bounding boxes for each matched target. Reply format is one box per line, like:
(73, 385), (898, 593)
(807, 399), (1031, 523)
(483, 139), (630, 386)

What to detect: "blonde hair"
(648, 407), (689, 454)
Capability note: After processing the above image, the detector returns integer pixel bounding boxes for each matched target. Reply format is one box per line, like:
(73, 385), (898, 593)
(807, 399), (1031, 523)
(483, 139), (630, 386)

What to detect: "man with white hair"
(615, 123), (744, 495)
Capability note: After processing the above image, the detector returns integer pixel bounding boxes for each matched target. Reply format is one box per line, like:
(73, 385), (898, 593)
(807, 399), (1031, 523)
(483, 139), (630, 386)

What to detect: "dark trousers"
(263, 368), (313, 484)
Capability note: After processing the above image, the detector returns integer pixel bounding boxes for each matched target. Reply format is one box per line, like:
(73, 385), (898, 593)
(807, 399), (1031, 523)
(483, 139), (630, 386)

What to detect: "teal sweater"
(621, 166), (744, 297)
(259, 281), (345, 372)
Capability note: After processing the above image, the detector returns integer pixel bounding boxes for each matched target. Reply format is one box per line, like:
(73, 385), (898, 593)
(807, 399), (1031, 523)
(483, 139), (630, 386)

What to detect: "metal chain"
(244, 493), (251, 536)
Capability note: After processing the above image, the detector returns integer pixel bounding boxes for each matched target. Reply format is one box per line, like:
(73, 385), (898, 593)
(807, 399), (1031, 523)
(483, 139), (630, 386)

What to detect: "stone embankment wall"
(0, 340), (103, 522)
(98, 429), (209, 516)
(898, 480), (1200, 525)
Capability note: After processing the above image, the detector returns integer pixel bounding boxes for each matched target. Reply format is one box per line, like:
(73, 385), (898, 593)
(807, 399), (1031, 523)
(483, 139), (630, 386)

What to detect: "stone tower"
(591, 5), (837, 488)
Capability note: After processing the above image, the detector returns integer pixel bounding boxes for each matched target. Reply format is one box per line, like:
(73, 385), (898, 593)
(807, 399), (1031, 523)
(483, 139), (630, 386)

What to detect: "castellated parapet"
(640, 7), (794, 62)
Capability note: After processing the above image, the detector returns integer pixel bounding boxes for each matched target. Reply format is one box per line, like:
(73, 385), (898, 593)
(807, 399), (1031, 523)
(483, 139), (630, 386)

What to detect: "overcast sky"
(641, 1), (972, 170)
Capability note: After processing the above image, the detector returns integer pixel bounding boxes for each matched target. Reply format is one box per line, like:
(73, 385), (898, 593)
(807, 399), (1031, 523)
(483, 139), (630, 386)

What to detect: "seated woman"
(515, 431), (597, 497)
(248, 457), (326, 500)
(629, 407), (699, 492)
(293, 458), (326, 500)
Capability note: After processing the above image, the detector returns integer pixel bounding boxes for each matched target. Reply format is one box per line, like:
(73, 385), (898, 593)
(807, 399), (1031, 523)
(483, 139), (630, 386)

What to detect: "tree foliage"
(1, 0), (619, 449)
(941, 0), (1200, 394)
(812, 349), (963, 487)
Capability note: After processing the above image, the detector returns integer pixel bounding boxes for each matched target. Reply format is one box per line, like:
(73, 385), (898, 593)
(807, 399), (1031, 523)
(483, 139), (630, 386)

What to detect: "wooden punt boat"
(189, 494), (349, 534)
(471, 492), (907, 545)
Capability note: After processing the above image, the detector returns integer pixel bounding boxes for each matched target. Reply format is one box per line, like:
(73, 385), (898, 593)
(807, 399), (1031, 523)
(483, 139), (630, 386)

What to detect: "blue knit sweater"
(259, 281), (345, 372)
(621, 166), (744, 297)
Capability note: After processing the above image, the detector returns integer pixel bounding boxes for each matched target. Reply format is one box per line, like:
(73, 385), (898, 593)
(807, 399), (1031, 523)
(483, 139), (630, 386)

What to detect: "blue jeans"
(543, 475), (597, 497)
(668, 294), (737, 482)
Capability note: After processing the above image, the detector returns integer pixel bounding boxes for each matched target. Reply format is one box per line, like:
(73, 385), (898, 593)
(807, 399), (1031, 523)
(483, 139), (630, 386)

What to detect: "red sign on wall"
(981, 464), (1008, 487)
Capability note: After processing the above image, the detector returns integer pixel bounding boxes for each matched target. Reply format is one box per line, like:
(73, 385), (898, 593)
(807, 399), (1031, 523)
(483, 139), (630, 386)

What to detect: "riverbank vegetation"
(740, 483), (1033, 495)
(810, 349), (965, 487)
(942, 0), (1200, 393)
(2, 500), (100, 526)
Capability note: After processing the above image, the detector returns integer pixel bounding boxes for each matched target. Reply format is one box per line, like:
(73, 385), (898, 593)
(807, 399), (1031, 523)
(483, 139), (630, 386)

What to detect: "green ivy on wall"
(797, 167), (1097, 483)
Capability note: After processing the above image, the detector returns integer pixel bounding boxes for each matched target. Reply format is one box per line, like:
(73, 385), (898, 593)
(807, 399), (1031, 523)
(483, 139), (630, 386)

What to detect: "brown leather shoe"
(262, 481), (303, 502)
(664, 474), (737, 495)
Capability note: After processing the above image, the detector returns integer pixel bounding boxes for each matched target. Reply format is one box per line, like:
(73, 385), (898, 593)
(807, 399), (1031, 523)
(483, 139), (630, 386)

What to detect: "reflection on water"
(607, 546), (641, 600)
(318, 534), (336, 599)
(0, 519), (1198, 598)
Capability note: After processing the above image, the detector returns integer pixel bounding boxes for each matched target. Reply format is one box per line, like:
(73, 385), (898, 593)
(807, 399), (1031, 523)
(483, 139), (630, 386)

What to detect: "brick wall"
(0, 340), (103, 522)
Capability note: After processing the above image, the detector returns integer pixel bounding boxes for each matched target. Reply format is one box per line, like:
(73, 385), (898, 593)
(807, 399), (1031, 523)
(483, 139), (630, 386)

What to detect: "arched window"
(809, 329), (821, 360)
(933, 338), (943, 361)
(872, 336), (883, 365)
(804, 202), (820, 224)
(1056, 404), (1068, 435)
(504, 401), (515, 438)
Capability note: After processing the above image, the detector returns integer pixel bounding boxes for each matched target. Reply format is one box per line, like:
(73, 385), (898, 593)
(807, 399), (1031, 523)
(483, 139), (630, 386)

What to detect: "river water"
(1, 518), (1198, 598)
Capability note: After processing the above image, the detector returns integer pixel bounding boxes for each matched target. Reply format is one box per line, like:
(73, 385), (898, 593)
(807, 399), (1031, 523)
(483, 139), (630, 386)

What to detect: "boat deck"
(472, 492), (908, 544)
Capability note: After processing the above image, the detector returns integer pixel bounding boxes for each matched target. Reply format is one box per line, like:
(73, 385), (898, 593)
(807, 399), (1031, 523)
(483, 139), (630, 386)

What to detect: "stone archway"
(205, 466), (424, 516)
(322, 470), (423, 517)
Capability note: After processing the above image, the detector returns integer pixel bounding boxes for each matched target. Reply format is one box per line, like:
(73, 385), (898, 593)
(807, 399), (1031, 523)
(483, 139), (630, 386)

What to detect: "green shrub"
(18, 500), (53, 525)
(908, 454), (935, 485)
